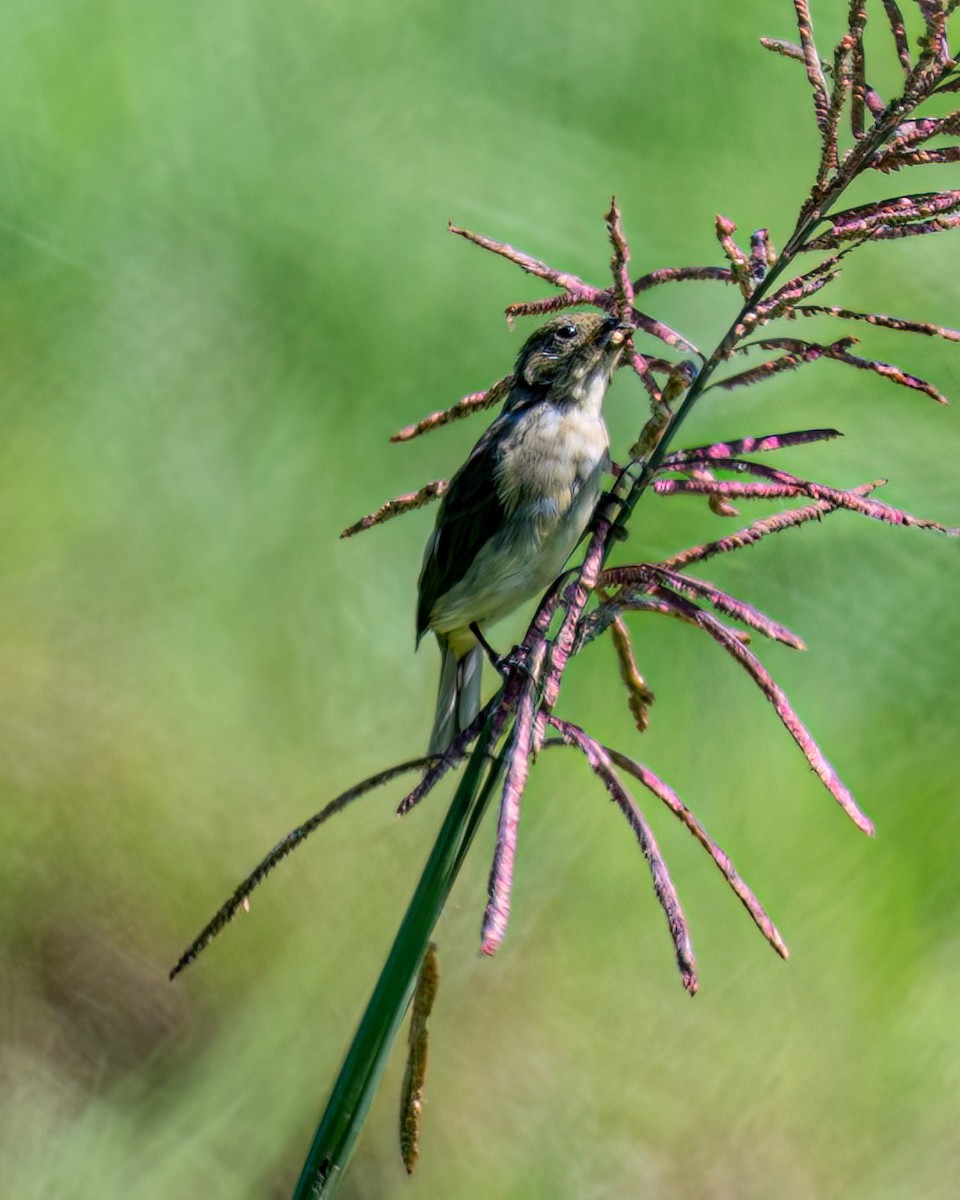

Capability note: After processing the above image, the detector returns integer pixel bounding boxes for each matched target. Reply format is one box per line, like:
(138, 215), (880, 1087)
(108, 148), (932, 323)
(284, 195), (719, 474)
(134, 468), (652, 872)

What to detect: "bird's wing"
(416, 423), (507, 641)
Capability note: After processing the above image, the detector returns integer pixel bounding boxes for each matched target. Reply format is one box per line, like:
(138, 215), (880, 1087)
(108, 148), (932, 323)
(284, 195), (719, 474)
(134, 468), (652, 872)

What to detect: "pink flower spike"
(170, 756), (436, 979)
(391, 375), (513, 442)
(549, 717), (698, 994)
(660, 483), (884, 571)
(448, 223), (595, 295)
(650, 566), (806, 649)
(663, 428), (841, 465)
(480, 679), (536, 956)
(656, 588), (875, 836)
(604, 746), (789, 959)
(341, 480), (448, 538)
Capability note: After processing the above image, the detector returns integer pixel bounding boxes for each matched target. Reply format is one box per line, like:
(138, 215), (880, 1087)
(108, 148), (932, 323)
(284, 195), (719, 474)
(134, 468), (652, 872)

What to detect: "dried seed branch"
(806, 190), (960, 249)
(660, 481), (884, 571)
(504, 292), (596, 322)
(341, 480), (448, 538)
(875, 144), (960, 169)
(663, 427), (842, 465)
(595, 562), (803, 649)
(870, 111), (960, 159)
(603, 746), (789, 958)
(628, 350), (666, 405)
(716, 214), (753, 297)
(851, 17), (867, 137)
(480, 640), (547, 956)
(739, 251), (851, 334)
(169, 757), (435, 979)
(508, 262), (735, 324)
(540, 505), (614, 714)
(628, 306), (702, 357)
(608, 614), (655, 732)
(750, 228), (775, 280)
(400, 944), (439, 1174)
(655, 465), (960, 534)
(794, 0), (832, 131)
(705, 334), (948, 402)
(631, 264), (736, 292)
(547, 716), (698, 994)
(391, 375), (513, 442)
(448, 222), (594, 296)
(606, 198), (636, 317)
(882, 0), (913, 72)
(706, 339), (852, 393)
(759, 36), (808, 63)
(817, 30), (855, 181)
(650, 586), (875, 835)
(578, 592), (753, 654)
(788, 304), (960, 341)
(850, 211), (960, 240)
(826, 344), (950, 402)
(650, 566), (807, 648)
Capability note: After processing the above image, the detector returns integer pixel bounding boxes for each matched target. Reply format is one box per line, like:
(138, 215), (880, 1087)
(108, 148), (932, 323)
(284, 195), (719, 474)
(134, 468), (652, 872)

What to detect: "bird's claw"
(495, 643), (530, 679)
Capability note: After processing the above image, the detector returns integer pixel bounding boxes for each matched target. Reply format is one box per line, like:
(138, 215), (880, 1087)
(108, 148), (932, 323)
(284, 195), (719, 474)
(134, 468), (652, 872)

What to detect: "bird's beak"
(597, 316), (635, 350)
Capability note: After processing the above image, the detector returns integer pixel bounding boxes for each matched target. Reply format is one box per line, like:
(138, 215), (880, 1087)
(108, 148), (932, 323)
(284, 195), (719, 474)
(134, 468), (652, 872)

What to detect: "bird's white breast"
(427, 377), (609, 636)
(496, 375), (610, 516)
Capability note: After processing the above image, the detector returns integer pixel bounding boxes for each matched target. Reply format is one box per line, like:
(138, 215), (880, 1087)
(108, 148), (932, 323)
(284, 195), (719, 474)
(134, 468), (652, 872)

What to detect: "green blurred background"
(1, 2), (958, 1197)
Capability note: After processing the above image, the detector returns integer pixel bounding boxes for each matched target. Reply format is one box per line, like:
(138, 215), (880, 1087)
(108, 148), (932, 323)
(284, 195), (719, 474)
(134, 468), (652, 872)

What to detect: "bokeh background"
(1, 2), (958, 1197)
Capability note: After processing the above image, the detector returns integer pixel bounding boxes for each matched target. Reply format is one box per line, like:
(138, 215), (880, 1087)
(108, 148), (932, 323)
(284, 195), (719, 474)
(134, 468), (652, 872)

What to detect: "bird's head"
(513, 312), (632, 399)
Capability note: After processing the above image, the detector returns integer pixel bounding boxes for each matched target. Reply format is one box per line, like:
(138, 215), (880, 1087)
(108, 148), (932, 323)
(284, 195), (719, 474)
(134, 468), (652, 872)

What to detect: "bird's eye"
(554, 323), (579, 341)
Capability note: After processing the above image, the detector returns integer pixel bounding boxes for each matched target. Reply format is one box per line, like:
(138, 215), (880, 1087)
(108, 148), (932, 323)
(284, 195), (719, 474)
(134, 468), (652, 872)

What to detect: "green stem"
(292, 730), (507, 1199)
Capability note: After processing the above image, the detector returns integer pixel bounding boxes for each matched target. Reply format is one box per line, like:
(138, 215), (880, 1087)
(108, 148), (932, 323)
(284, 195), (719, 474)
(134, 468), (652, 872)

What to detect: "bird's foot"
(469, 622), (501, 668)
(593, 489), (629, 540)
(494, 643), (531, 679)
(470, 623), (530, 678)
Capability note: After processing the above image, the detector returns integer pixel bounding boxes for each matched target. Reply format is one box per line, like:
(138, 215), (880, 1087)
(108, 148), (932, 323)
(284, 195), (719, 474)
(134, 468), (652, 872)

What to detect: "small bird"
(417, 311), (631, 755)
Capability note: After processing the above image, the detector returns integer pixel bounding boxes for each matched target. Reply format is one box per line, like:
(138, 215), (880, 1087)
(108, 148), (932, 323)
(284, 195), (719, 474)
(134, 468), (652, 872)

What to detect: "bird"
(416, 311), (631, 755)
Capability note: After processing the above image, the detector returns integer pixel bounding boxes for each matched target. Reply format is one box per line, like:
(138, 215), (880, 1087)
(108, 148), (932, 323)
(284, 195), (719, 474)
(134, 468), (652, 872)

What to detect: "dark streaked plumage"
(418, 313), (629, 754)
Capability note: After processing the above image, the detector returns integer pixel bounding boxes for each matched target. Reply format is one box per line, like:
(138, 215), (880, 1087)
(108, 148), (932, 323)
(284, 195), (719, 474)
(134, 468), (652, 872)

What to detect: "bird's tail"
(428, 638), (483, 756)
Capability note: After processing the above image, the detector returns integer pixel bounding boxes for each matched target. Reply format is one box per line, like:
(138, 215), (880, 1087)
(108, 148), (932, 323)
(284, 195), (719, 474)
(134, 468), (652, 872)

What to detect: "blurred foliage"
(0, 1), (957, 1197)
